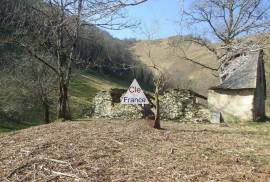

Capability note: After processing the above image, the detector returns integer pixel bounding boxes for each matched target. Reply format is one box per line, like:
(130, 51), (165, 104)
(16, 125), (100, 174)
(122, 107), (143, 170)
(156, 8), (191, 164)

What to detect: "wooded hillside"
(0, 0), (153, 128)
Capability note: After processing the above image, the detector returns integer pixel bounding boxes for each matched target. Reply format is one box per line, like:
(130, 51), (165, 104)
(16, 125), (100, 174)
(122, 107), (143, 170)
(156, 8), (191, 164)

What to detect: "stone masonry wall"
(93, 91), (144, 119)
(93, 88), (210, 122)
(160, 89), (210, 122)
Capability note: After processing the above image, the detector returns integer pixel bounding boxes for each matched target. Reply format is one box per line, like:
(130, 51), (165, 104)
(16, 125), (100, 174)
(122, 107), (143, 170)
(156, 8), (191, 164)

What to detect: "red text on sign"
(128, 86), (141, 93)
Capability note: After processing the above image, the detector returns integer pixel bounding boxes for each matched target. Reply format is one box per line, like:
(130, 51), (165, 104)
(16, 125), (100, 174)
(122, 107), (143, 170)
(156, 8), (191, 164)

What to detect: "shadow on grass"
(0, 120), (45, 133)
(259, 116), (270, 122)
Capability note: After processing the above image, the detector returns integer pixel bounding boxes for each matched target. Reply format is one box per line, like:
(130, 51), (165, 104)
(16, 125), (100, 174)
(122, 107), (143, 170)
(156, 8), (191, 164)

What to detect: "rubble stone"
(160, 89), (210, 122)
(92, 88), (210, 122)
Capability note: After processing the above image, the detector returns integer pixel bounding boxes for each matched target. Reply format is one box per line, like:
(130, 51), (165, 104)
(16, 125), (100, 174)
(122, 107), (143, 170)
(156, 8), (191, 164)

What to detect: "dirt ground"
(1, 119), (270, 182)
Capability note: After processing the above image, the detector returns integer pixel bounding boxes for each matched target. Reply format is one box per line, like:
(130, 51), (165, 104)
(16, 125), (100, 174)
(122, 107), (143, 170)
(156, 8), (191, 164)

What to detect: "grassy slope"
(0, 71), (132, 132)
(1, 37), (269, 132)
(69, 71), (131, 118)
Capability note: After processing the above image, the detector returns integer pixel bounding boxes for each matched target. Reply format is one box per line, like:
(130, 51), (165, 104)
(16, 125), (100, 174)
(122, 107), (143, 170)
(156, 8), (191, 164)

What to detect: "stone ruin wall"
(160, 89), (210, 122)
(92, 88), (210, 122)
(93, 89), (144, 119)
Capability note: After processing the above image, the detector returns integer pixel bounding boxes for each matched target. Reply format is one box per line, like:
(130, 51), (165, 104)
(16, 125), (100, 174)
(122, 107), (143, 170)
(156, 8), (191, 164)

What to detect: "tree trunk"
(58, 80), (70, 120)
(154, 85), (161, 129)
(43, 97), (50, 123)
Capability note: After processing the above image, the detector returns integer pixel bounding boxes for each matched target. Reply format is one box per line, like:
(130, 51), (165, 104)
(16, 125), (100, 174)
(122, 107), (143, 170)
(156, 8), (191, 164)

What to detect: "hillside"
(0, 0), (152, 131)
(131, 37), (270, 116)
(1, 119), (270, 181)
(0, 71), (132, 132)
(131, 37), (270, 95)
(130, 38), (220, 96)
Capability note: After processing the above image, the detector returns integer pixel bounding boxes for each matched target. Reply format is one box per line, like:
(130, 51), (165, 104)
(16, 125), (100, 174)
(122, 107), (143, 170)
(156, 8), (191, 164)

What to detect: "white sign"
(121, 79), (149, 104)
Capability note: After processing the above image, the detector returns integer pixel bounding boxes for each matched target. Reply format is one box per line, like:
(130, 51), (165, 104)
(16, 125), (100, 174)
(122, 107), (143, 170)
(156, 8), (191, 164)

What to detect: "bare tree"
(0, 54), (57, 124)
(140, 23), (168, 129)
(25, 59), (57, 123)
(152, 69), (166, 129)
(1, 0), (148, 120)
(175, 0), (270, 79)
(186, 0), (270, 45)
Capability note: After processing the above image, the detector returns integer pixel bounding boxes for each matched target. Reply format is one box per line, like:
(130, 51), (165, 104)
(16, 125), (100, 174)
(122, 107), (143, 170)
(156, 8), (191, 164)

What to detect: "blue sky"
(107, 0), (183, 40)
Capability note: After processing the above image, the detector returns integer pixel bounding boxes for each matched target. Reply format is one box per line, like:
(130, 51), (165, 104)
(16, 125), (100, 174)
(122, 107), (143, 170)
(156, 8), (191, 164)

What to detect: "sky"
(107, 0), (184, 40)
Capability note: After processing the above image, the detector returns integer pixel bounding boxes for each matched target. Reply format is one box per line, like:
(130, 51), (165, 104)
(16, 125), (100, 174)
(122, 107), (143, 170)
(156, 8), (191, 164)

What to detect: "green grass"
(69, 71), (132, 118)
(0, 70), (136, 133)
(242, 119), (270, 129)
(0, 118), (44, 132)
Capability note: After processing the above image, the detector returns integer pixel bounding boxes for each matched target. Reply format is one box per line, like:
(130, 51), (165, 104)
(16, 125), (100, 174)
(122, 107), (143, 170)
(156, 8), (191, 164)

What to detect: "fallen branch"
(20, 149), (31, 154)
(1, 178), (11, 182)
(51, 171), (78, 178)
(42, 158), (69, 164)
(112, 139), (124, 145)
(43, 167), (79, 179)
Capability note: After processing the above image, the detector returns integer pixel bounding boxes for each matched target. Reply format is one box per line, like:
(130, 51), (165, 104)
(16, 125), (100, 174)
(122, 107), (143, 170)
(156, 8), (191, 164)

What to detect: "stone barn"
(208, 50), (266, 122)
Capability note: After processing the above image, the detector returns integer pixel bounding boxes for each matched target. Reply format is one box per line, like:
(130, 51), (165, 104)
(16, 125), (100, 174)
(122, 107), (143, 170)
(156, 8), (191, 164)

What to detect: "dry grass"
(1, 119), (270, 181)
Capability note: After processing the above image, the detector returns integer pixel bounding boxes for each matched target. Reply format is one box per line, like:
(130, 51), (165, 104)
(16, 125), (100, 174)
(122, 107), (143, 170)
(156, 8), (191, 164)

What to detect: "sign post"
(121, 79), (149, 105)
